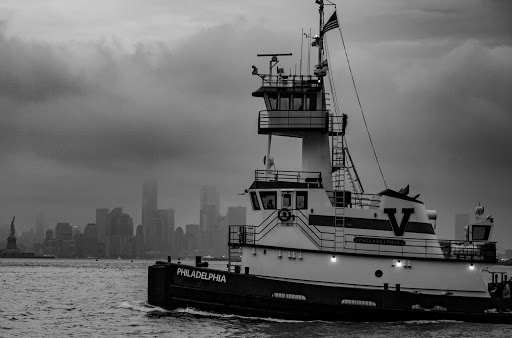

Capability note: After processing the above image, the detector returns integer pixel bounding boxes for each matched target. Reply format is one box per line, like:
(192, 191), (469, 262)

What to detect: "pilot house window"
(472, 225), (491, 241)
(282, 193), (292, 208)
(250, 192), (261, 211)
(296, 191), (308, 210)
(260, 191), (277, 210)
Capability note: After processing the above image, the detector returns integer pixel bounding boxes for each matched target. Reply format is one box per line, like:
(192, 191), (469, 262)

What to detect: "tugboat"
(148, 1), (512, 322)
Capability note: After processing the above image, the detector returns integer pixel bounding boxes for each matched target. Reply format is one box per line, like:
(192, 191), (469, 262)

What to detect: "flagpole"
(300, 28), (303, 76)
(318, 0), (324, 66)
(308, 27), (311, 74)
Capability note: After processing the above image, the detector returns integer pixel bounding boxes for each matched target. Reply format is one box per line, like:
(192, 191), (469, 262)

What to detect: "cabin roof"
(252, 85), (322, 97)
(249, 180), (323, 190)
(377, 189), (423, 204)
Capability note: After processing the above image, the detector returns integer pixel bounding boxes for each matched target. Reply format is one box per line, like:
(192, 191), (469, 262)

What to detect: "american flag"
(321, 12), (339, 36)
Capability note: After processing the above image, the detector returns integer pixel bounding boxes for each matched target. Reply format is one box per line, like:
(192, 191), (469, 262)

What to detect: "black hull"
(148, 263), (512, 323)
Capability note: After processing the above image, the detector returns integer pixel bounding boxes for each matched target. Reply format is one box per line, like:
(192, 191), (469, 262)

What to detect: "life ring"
(277, 208), (292, 222)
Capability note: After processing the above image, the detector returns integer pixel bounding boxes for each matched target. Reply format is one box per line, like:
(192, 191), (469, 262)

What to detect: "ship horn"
(399, 185), (410, 196)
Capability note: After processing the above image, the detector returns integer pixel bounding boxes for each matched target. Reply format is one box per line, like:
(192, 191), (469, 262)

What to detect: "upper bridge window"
(305, 93), (317, 110)
(279, 94), (290, 110)
(265, 93), (308, 111)
(293, 94), (303, 110)
(250, 192), (261, 211)
(267, 93), (277, 110)
(260, 191), (277, 210)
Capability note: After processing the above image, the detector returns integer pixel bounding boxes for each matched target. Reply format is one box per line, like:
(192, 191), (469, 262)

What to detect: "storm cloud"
(0, 0), (510, 247)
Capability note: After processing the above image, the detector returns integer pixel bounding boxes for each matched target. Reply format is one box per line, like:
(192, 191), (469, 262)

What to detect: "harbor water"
(1, 259), (512, 337)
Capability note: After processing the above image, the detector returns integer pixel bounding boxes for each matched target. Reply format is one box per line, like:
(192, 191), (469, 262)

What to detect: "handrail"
(229, 224), (497, 262)
(257, 214), (280, 242)
(237, 211), (280, 245)
(294, 210), (322, 248)
(326, 191), (381, 209)
(259, 109), (329, 113)
(344, 233), (497, 262)
(254, 170), (322, 183)
(296, 209), (332, 241)
(258, 74), (322, 88)
(258, 110), (329, 131)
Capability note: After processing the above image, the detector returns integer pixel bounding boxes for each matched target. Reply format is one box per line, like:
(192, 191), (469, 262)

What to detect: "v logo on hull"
(383, 208), (415, 236)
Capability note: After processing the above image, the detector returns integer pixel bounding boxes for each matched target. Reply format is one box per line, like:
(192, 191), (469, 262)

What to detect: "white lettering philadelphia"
(176, 267), (227, 283)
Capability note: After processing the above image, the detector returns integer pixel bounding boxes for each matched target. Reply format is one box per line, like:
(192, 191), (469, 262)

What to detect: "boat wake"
(402, 320), (462, 324)
(173, 307), (306, 323)
(118, 301), (170, 316)
(119, 301), (313, 322)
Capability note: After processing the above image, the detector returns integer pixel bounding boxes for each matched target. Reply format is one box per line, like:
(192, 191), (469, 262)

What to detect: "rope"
(324, 39), (341, 119)
(334, 7), (388, 189)
(324, 39), (343, 192)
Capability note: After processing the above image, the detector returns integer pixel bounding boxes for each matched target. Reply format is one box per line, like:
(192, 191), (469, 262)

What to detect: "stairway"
(227, 226), (242, 272)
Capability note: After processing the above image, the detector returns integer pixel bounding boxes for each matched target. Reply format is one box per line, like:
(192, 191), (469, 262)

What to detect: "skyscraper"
(55, 223), (72, 240)
(35, 212), (45, 242)
(82, 223), (99, 257)
(54, 222), (74, 257)
(213, 216), (227, 257)
(175, 227), (185, 257)
(135, 224), (144, 258)
(200, 185), (219, 218)
(154, 208), (175, 253)
(167, 209), (175, 254)
(200, 185), (220, 254)
(96, 208), (109, 243)
(155, 209), (175, 253)
(105, 208), (134, 258)
(71, 225), (81, 240)
(142, 179), (158, 251)
(185, 224), (200, 255)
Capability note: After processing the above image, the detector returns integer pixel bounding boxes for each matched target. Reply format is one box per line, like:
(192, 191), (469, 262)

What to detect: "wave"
(401, 320), (462, 324)
(118, 301), (170, 315)
(118, 303), (464, 325)
(119, 302), (317, 323)
(175, 307), (306, 323)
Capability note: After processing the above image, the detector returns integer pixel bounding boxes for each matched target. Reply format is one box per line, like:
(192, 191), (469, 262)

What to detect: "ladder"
(227, 226), (242, 272)
(330, 113), (347, 251)
(330, 111), (364, 251)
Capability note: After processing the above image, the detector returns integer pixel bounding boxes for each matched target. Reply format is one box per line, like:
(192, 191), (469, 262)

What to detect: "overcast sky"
(0, 1), (511, 247)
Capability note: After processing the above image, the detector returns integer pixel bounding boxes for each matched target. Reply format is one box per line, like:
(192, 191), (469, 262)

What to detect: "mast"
(251, 2), (334, 193)
(318, 0), (324, 66)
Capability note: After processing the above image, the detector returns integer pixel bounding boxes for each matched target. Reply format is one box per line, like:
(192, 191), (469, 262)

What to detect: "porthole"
(375, 270), (383, 278)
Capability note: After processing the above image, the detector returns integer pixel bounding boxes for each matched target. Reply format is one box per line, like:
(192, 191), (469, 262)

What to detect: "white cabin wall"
(242, 247), (491, 298)
(379, 196), (431, 224)
(302, 134), (332, 192)
(258, 226), (319, 250)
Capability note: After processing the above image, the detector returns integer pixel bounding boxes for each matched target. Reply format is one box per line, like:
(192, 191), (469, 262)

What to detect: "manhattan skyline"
(0, 0), (510, 246)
